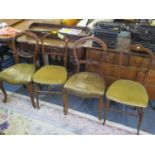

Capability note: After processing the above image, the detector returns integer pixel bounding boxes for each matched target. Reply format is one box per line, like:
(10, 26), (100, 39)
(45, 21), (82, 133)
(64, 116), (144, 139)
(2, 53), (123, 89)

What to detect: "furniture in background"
(0, 31), (39, 108)
(0, 45), (14, 71)
(2, 19), (155, 100)
(103, 44), (154, 134)
(63, 36), (107, 120)
(32, 32), (68, 109)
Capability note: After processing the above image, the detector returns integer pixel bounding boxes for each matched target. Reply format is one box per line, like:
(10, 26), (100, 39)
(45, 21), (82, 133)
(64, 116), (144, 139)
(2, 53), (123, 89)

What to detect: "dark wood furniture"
(63, 36), (107, 120)
(1, 20), (155, 100)
(103, 44), (154, 134)
(84, 41), (155, 100)
(32, 32), (68, 109)
(27, 22), (91, 41)
(0, 31), (39, 108)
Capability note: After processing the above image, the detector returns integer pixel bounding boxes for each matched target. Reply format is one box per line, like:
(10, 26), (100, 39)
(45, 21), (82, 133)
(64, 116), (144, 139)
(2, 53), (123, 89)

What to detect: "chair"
(32, 32), (68, 109)
(0, 31), (39, 108)
(63, 36), (107, 120)
(104, 44), (154, 134)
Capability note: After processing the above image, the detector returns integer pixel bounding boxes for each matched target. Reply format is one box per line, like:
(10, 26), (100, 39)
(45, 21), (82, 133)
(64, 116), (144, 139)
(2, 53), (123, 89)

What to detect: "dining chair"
(0, 31), (39, 108)
(32, 32), (68, 109)
(63, 36), (107, 120)
(104, 44), (154, 134)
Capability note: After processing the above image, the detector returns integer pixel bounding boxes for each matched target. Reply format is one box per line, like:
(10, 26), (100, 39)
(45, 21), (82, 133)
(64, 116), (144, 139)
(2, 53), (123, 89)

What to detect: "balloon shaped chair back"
(0, 31), (39, 108)
(104, 44), (154, 134)
(64, 36), (107, 120)
(32, 32), (68, 109)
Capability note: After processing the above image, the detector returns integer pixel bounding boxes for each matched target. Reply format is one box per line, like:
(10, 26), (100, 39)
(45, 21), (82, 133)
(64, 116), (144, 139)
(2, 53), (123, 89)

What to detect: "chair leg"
(26, 83), (36, 109)
(34, 83), (40, 109)
(35, 92), (40, 109)
(63, 89), (68, 115)
(0, 81), (7, 103)
(137, 107), (144, 135)
(98, 96), (103, 121)
(103, 99), (110, 125)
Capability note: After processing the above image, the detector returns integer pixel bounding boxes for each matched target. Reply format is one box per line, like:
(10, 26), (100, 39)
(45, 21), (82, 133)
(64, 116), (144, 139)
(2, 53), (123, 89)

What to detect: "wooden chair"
(63, 36), (107, 120)
(32, 32), (68, 109)
(0, 31), (39, 108)
(104, 44), (154, 134)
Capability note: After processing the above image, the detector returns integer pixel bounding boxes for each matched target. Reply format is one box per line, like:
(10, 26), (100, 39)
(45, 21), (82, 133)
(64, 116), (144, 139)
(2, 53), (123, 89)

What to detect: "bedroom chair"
(63, 36), (107, 120)
(104, 44), (154, 134)
(32, 32), (68, 109)
(0, 31), (39, 108)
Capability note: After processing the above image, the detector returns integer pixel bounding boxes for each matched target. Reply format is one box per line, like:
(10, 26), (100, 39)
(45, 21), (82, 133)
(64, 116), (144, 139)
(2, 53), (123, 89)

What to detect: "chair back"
(41, 32), (68, 67)
(12, 31), (39, 66)
(118, 44), (154, 83)
(73, 36), (107, 73)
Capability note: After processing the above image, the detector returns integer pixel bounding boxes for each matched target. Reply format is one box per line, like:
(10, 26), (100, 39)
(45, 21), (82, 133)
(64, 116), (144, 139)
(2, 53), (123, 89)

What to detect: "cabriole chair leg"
(103, 99), (110, 125)
(0, 81), (7, 103)
(34, 84), (40, 109)
(137, 107), (144, 135)
(63, 90), (68, 115)
(98, 96), (103, 121)
(35, 91), (40, 109)
(27, 83), (36, 109)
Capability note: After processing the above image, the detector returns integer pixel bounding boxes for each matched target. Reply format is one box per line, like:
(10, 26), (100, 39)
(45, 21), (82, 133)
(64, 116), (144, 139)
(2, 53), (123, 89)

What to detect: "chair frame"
(33, 32), (68, 109)
(63, 36), (107, 120)
(0, 31), (39, 108)
(103, 44), (154, 134)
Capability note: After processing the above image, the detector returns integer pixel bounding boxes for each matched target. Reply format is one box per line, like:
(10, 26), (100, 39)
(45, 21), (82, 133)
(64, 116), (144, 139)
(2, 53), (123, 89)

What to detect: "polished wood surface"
(0, 19), (24, 42)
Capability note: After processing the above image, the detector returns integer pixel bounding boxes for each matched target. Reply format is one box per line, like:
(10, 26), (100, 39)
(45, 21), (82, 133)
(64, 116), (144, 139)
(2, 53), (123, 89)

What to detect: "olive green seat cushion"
(0, 63), (36, 84)
(33, 65), (67, 85)
(64, 72), (105, 97)
(106, 79), (148, 108)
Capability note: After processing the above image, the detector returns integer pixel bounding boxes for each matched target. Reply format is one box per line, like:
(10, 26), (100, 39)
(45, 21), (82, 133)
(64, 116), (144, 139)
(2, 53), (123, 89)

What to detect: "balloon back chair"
(32, 32), (68, 109)
(104, 44), (154, 134)
(63, 36), (107, 120)
(0, 31), (39, 108)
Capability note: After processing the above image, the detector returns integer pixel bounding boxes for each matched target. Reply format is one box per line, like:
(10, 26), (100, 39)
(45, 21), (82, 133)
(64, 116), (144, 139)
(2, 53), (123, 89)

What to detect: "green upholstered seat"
(33, 65), (67, 85)
(106, 79), (148, 108)
(64, 72), (105, 97)
(0, 63), (36, 84)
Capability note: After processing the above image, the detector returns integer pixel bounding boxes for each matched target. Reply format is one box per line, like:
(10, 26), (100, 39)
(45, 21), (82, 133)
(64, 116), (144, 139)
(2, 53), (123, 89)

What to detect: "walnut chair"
(63, 36), (107, 120)
(0, 31), (39, 108)
(32, 32), (68, 109)
(104, 44), (154, 134)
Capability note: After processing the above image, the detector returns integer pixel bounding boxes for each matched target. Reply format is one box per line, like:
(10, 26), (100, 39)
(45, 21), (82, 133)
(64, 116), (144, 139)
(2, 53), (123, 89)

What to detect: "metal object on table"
(130, 24), (155, 52)
(92, 21), (120, 49)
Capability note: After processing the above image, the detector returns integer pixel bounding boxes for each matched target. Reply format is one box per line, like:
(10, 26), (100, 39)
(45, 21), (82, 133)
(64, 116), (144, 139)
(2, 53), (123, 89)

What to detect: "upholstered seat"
(64, 72), (105, 97)
(32, 32), (68, 109)
(103, 44), (154, 134)
(63, 36), (107, 120)
(33, 65), (67, 85)
(106, 79), (148, 108)
(0, 63), (36, 84)
(0, 31), (39, 108)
